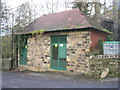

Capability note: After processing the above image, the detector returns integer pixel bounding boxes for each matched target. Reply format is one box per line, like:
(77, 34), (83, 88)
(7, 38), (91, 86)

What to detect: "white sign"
(60, 44), (63, 47)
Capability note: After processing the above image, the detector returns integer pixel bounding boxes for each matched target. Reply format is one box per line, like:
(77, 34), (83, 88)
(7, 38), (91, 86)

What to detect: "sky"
(4, 0), (114, 21)
(6, 0), (113, 12)
(4, 0), (113, 25)
(6, 0), (74, 12)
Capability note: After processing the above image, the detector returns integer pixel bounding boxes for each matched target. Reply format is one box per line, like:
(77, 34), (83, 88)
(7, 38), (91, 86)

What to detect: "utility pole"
(11, 13), (14, 69)
(113, 0), (120, 41)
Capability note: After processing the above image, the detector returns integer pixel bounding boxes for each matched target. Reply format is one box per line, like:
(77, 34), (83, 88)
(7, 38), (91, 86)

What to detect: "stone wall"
(89, 57), (119, 77)
(67, 31), (90, 73)
(19, 31), (91, 73)
(27, 34), (50, 71)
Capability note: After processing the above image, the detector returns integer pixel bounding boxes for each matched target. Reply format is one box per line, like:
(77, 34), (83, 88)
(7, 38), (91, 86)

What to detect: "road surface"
(2, 71), (119, 88)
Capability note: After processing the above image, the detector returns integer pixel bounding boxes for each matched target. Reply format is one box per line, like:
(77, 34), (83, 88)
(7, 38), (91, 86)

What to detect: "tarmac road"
(1, 71), (119, 88)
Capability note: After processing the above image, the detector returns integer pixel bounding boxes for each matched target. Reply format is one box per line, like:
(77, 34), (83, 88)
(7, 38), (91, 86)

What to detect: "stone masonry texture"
(19, 31), (91, 74)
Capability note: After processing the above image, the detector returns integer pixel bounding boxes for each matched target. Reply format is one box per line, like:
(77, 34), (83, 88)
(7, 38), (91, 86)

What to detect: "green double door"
(51, 35), (67, 71)
(20, 38), (27, 65)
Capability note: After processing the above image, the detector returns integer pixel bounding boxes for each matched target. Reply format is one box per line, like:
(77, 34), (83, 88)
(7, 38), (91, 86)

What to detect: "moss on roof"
(101, 28), (112, 34)
(31, 29), (46, 35)
(15, 9), (111, 35)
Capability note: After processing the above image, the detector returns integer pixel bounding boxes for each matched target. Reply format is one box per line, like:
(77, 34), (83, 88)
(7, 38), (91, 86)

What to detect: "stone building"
(16, 9), (110, 74)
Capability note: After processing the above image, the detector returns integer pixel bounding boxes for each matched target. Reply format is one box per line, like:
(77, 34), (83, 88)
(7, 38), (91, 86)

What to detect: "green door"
(20, 38), (27, 65)
(51, 35), (67, 71)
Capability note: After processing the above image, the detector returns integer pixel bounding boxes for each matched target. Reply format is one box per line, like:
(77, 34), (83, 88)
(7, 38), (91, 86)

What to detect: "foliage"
(90, 39), (103, 55)
(17, 35), (29, 49)
(0, 0), (12, 35)
(72, 1), (102, 17)
(15, 2), (34, 32)
(64, 27), (70, 30)
(0, 0), (2, 18)
(2, 35), (12, 58)
(89, 58), (119, 78)
(97, 39), (103, 54)
(90, 49), (102, 55)
(106, 35), (112, 41)
(97, 40), (103, 48)
(72, 0), (114, 30)
(72, 2), (90, 16)
(101, 28), (112, 34)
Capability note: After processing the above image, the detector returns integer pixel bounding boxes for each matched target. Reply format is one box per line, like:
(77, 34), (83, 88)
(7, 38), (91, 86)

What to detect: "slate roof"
(15, 8), (110, 34)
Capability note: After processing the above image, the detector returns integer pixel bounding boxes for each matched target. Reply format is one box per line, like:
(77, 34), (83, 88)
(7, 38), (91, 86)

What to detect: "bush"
(2, 35), (12, 58)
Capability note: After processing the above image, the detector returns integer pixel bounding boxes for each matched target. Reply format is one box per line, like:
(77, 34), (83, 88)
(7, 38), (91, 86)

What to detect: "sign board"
(60, 44), (63, 47)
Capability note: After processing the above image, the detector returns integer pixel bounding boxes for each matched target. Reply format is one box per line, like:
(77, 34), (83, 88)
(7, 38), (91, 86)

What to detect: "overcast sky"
(5, 0), (113, 25)
(6, 0), (113, 12)
(6, 0), (74, 11)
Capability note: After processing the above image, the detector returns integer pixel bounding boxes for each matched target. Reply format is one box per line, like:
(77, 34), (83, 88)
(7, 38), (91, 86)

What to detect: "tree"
(72, 0), (114, 25)
(15, 2), (34, 32)
(73, 0), (103, 17)
(101, 0), (113, 19)
(0, 0), (2, 61)
(72, 0), (113, 17)
(0, 0), (2, 18)
(72, 0), (103, 26)
(38, 0), (61, 14)
(0, 0), (13, 59)
(2, 35), (12, 58)
(0, 0), (12, 35)
(14, 1), (45, 32)
(72, 2), (91, 16)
